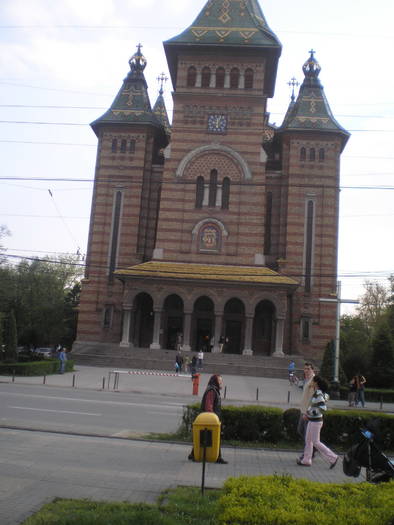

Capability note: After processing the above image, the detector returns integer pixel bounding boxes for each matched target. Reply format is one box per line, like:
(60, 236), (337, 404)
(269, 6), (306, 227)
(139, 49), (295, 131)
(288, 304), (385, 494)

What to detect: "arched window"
(319, 148), (325, 162)
(215, 67), (225, 89)
(201, 67), (211, 88)
(300, 147), (306, 161)
(120, 139), (127, 153)
(186, 66), (197, 87)
(208, 169), (218, 207)
(111, 138), (118, 153)
(129, 140), (136, 154)
(309, 148), (316, 162)
(195, 176), (204, 209)
(221, 177), (230, 209)
(230, 67), (240, 89)
(245, 68), (254, 89)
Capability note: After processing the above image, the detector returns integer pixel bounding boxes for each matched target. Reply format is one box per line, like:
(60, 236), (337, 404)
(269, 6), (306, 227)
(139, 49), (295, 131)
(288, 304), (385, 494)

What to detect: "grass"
(21, 487), (222, 525)
(21, 478), (394, 525)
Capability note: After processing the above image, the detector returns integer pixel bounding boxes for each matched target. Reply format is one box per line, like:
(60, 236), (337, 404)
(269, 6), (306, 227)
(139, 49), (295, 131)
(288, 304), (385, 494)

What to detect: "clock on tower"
(207, 114), (228, 134)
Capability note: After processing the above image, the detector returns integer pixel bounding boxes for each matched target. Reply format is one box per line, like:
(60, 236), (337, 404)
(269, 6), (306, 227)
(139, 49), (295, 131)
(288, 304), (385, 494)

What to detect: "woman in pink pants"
(297, 375), (338, 468)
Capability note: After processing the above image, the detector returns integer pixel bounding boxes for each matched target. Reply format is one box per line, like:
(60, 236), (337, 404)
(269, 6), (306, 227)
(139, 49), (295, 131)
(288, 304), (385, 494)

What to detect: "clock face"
(207, 114), (228, 134)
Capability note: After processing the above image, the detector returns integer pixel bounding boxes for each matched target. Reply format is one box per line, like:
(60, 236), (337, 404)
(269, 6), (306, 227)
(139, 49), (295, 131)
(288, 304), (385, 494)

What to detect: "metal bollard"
(72, 374), (76, 388)
(224, 385), (227, 399)
(102, 377), (106, 390)
(287, 390), (291, 404)
(12, 369), (16, 383)
(256, 388), (259, 401)
(43, 375), (46, 385)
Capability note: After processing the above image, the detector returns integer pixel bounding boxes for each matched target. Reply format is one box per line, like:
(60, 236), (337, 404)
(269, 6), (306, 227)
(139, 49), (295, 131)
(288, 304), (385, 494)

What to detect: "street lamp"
(319, 281), (359, 383)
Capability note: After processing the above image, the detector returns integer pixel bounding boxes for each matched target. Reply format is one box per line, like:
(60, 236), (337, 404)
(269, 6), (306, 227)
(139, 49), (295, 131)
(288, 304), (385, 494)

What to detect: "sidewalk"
(1, 364), (393, 413)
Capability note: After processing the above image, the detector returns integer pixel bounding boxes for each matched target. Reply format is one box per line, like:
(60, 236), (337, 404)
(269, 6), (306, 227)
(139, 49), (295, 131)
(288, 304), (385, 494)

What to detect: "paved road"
(0, 383), (184, 436)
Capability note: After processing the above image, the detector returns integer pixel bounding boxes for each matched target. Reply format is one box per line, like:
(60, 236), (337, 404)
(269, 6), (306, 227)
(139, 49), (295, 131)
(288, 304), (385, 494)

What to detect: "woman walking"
(296, 375), (338, 468)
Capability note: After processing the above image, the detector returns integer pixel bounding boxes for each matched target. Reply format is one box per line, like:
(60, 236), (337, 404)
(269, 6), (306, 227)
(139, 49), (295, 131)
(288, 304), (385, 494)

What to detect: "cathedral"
(74, 0), (349, 364)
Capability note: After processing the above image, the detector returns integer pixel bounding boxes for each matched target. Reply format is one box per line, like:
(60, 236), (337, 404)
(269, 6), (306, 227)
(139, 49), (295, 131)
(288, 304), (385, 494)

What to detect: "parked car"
(33, 347), (54, 358)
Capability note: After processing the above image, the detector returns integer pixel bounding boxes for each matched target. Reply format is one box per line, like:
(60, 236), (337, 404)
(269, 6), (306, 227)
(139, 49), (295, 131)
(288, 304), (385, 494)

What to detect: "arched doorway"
(163, 294), (184, 350)
(133, 292), (154, 348)
(223, 298), (245, 354)
(192, 296), (214, 352)
(252, 300), (275, 355)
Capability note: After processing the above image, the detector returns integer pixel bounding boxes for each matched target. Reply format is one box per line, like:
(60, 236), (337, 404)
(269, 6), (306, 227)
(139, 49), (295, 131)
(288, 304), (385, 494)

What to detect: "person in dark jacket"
(188, 374), (227, 464)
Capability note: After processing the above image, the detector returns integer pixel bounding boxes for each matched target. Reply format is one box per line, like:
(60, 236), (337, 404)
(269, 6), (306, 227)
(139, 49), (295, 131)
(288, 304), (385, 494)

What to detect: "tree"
(368, 322), (394, 388)
(357, 280), (389, 334)
(319, 340), (347, 384)
(339, 315), (370, 379)
(0, 255), (83, 349)
(0, 225), (10, 264)
(4, 309), (17, 361)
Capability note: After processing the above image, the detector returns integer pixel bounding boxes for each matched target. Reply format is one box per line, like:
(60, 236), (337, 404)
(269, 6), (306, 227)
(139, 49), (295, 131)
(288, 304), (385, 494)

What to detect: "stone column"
(242, 315), (254, 355)
(150, 309), (162, 350)
(120, 307), (132, 347)
(212, 314), (223, 353)
(239, 71), (245, 89)
(196, 69), (202, 87)
(272, 317), (285, 357)
(224, 69), (230, 88)
(182, 311), (192, 352)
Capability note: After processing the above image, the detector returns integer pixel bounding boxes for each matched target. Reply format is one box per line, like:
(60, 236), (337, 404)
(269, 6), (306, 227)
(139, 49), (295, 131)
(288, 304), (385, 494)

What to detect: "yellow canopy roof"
(116, 261), (298, 286)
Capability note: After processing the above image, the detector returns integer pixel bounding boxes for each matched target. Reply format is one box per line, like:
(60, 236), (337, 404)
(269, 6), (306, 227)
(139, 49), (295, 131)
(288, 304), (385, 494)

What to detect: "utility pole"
(319, 281), (359, 383)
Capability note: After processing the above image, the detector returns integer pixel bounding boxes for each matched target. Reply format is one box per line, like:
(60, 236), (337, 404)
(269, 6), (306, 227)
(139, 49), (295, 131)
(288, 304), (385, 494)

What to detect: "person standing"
(288, 360), (296, 382)
(175, 352), (183, 374)
(58, 347), (67, 374)
(296, 375), (338, 468)
(218, 335), (225, 353)
(348, 376), (357, 406)
(356, 374), (366, 407)
(297, 362), (315, 442)
(188, 374), (228, 464)
(191, 355), (197, 376)
(197, 349), (204, 370)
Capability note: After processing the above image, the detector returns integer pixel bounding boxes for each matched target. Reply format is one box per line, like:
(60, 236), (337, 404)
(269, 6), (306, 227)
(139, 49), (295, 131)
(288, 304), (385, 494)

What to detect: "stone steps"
(71, 342), (308, 379)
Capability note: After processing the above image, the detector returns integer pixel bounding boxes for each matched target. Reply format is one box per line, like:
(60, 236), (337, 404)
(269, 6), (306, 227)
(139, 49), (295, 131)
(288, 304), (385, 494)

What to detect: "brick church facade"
(74, 0), (349, 361)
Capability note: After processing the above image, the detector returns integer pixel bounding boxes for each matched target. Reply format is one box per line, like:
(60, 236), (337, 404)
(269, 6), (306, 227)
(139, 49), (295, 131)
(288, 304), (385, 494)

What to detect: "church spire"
(164, 0), (281, 97)
(91, 44), (164, 135)
(280, 50), (350, 147)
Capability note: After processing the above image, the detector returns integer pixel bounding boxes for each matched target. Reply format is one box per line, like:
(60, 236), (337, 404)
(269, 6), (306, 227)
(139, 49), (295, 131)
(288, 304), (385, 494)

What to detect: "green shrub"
(222, 405), (283, 443)
(0, 359), (74, 376)
(181, 404), (394, 448)
(282, 408), (301, 441)
(218, 475), (394, 525)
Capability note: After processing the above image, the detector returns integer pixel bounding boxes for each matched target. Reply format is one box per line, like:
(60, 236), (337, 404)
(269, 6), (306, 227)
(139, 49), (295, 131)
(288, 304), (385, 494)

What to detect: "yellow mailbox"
(192, 412), (221, 462)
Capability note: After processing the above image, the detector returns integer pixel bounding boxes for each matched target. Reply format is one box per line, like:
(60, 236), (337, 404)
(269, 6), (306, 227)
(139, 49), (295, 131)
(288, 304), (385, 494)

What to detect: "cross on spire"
(157, 72), (168, 95)
(309, 48), (315, 58)
(287, 77), (299, 102)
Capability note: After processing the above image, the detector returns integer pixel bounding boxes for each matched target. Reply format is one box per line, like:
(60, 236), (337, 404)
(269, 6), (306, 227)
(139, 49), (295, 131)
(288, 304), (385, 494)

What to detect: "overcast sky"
(1, 0), (393, 314)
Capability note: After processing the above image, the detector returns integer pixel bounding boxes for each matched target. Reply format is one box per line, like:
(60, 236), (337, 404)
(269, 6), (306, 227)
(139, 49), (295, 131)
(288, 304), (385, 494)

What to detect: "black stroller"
(343, 421), (394, 483)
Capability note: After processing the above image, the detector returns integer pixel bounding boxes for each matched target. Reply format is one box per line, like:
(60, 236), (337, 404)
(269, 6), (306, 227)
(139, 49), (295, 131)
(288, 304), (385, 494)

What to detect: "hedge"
(182, 404), (394, 448)
(218, 475), (394, 525)
(339, 386), (394, 403)
(0, 359), (74, 376)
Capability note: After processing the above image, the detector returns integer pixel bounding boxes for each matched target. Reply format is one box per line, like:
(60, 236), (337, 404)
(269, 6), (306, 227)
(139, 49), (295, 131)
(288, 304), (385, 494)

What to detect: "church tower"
(75, 0), (349, 365)
(76, 45), (169, 345)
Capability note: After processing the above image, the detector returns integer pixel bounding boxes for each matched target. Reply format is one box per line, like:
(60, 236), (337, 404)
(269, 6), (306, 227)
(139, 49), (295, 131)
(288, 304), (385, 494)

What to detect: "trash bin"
(192, 373), (200, 395)
(192, 412), (221, 462)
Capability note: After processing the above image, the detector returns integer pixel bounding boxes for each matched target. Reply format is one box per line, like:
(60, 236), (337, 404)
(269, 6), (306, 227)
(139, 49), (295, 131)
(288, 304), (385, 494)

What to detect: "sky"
(0, 0), (393, 314)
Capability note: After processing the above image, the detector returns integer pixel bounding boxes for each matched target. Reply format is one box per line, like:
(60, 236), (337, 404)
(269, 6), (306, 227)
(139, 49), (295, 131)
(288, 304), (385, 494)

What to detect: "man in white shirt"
(297, 363), (315, 444)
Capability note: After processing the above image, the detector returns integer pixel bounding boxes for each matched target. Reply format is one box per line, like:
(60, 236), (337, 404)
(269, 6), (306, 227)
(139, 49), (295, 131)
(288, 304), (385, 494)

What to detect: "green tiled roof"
(116, 261), (298, 286)
(91, 46), (165, 134)
(280, 52), (350, 144)
(165, 0), (280, 48)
